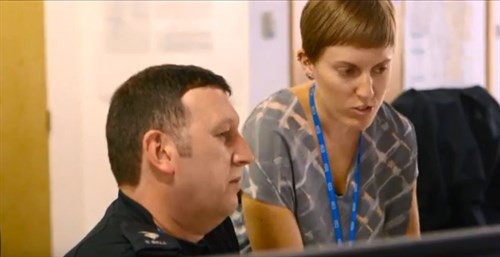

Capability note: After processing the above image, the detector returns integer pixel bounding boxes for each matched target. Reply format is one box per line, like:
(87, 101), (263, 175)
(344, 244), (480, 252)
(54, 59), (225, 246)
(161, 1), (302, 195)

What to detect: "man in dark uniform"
(65, 64), (254, 257)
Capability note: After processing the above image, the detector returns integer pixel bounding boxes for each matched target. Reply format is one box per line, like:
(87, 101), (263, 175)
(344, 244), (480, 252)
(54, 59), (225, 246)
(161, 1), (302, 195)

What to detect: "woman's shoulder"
(367, 102), (418, 158)
(243, 88), (307, 133)
(366, 103), (418, 187)
(374, 102), (416, 139)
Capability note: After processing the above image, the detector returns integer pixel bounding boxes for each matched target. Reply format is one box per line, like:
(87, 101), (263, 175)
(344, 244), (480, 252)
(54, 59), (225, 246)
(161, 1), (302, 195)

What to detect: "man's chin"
(220, 195), (239, 217)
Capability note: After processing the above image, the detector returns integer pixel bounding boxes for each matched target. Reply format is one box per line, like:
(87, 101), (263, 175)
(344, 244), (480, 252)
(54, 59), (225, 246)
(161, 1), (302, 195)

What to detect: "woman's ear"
(297, 49), (315, 80)
(142, 130), (176, 175)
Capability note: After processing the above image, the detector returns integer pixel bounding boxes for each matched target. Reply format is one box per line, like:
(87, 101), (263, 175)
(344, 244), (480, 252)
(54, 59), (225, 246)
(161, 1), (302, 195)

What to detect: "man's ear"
(142, 130), (176, 175)
(297, 49), (315, 80)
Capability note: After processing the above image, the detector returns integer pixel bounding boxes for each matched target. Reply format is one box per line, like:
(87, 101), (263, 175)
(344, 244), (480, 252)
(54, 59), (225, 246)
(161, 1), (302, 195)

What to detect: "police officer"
(65, 64), (254, 257)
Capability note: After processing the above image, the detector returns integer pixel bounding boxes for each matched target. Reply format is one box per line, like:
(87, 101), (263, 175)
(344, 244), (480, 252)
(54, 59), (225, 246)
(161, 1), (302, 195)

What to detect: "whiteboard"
(403, 1), (487, 90)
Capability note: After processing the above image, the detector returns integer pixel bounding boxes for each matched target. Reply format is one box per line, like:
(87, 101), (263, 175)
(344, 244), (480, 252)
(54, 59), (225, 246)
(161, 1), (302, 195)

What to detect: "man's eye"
(216, 131), (230, 139)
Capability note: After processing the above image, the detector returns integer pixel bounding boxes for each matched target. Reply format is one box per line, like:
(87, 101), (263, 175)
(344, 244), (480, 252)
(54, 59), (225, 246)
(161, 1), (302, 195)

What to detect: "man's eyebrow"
(212, 117), (235, 131)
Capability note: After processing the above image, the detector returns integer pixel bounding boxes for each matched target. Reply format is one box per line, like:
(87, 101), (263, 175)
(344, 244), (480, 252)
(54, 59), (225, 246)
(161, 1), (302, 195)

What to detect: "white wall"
(45, 2), (86, 255)
(248, 1), (290, 109)
(290, 0), (309, 86)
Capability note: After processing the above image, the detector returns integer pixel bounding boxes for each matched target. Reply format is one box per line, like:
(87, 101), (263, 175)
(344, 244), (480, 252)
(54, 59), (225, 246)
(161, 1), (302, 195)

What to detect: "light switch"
(261, 11), (275, 39)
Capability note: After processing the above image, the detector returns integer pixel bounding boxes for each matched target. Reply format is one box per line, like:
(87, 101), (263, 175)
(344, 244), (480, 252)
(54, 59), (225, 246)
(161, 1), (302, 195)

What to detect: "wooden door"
(0, 1), (51, 256)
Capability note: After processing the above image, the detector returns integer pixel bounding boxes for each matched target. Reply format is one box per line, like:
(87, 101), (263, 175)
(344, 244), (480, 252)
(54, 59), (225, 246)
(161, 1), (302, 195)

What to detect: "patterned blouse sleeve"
(400, 117), (419, 184)
(240, 108), (296, 212)
(384, 112), (419, 235)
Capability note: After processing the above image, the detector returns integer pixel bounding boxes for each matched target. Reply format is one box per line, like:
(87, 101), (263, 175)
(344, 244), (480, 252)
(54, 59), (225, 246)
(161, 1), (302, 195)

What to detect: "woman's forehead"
(319, 45), (394, 65)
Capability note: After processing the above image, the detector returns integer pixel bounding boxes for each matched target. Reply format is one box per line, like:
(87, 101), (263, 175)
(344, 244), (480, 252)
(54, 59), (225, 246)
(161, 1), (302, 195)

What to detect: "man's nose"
(232, 134), (254, 166)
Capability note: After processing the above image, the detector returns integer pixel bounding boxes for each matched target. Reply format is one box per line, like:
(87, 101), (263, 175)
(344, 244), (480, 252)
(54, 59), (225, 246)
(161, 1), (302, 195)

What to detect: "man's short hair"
(106, 64), (232, 186)
(301, 0), (396, 63)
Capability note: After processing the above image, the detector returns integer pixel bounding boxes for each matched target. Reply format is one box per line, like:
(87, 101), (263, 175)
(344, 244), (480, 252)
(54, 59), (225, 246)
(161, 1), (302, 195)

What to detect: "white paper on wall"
(404, 1), (487, 90)
(103, 1), (216, 54)
(104, 1), (151, 53)
(150, 2), (214, 53)
(96, 1), (248, 106)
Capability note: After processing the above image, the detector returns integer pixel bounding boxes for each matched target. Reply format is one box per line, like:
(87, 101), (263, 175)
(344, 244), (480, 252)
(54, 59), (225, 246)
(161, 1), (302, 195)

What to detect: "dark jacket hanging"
(392, 86), (500, 232)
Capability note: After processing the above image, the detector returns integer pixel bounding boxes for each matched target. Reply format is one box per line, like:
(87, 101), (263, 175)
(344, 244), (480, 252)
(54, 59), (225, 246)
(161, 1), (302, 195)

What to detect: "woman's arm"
(242, 193), (303, 251)
(406, 182), (421, 237)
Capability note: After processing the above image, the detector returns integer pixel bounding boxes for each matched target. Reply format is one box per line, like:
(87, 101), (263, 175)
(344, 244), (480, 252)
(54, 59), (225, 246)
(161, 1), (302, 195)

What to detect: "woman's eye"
(374, 66), (388, 74)
(338, 68), (357, 77)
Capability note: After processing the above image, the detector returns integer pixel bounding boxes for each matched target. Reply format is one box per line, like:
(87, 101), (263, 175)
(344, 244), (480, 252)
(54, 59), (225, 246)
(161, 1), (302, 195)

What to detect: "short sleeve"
(382, 110), (419, 235)
(381, 103), (419, 184)
(400, 116), (419, 183)
(240, 110), (296, 212)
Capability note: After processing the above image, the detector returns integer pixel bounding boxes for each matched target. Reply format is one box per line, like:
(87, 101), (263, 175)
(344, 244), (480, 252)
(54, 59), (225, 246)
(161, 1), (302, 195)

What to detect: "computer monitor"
(217, 225), (500, 257)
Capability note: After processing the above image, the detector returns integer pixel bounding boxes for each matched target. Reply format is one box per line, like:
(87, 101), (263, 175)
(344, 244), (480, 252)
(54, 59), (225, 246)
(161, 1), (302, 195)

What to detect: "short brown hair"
(106, 64), (231, 186)
(300, 0), (396, 63)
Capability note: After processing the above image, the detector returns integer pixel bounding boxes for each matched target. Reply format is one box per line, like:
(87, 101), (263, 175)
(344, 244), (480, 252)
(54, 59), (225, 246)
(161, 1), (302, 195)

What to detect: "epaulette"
(121, 222), (182, 257)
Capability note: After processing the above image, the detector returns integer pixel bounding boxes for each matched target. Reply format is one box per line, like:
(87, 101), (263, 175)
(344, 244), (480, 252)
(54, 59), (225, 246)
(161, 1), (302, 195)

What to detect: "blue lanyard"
(309, 83), (362, 246)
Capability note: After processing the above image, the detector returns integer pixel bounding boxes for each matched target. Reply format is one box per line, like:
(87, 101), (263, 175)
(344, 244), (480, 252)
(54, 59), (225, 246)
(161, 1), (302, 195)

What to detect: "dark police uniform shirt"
(64, 191), (239, 257)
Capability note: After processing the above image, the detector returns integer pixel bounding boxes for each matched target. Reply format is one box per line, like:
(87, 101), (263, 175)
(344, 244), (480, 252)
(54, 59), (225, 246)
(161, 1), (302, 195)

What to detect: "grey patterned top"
(233, 89), (418, 252)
